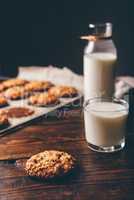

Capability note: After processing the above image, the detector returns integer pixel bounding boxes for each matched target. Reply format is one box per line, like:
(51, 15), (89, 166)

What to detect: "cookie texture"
(0, 95), (8, 107)
(25, 150), (76, 179)
(4, 86), (26, 100)
(0, 84), (6, 92)
(28, 93), (59, 106)
(0, 107), (34, 118)
(49, 86), (78, 98)
(2, 79), (28, 89)
(0, 114), (10, 128)
(24, 81), (54, 93)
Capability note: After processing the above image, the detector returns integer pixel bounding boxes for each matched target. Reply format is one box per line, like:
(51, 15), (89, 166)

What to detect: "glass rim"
(83, 97), (129, 113)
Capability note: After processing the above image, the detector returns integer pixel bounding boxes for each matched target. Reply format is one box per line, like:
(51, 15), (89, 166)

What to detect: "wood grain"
(0, 109), (134, 200)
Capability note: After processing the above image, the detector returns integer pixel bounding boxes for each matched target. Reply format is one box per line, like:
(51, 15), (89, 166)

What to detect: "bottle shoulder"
(84, 39), (117, 55)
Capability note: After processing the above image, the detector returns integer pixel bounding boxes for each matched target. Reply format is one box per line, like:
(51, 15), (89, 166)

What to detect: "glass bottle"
(83, 23), (117, 100)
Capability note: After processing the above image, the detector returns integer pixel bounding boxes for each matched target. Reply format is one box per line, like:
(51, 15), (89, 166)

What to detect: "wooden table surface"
(0, 108), (134, 200)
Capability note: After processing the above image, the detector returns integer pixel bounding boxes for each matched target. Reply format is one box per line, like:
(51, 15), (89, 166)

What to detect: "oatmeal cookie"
(2, 79), (28, 89)
(0, 107), (34, 118)
(24, 81), (54, 93)
(0, 84), (6, 92)
(49, 86), (78, 98)
(4, 86), (26, 100)
(0, 95), (8, 107)
(0, 114), (10, 129)
(28, 93), (59, 106)
(25, 150), (76, 179)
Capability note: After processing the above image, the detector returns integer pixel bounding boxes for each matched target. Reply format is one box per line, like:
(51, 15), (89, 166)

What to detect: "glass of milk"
(83, 23), (117, 100)
(84, 97), (129, 153)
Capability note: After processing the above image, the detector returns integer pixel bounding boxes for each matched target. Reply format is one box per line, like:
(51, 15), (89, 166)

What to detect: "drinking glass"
(84, 97), (129, 153)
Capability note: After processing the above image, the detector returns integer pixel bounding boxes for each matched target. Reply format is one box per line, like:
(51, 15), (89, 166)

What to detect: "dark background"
(0, 0), (133, 76)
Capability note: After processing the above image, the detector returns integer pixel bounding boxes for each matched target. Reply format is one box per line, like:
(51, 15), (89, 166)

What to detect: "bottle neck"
(89, 23), (112, 38)
(95, 36), (112, 40)
(81, 35), (112, 42)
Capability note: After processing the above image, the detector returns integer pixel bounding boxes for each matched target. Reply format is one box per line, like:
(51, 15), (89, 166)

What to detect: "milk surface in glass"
(84, 98), (128, 152)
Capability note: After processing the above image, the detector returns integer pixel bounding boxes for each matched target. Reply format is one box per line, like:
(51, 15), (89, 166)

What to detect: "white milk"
(84, 52), (117, 100)
(84, 102), (128, 147)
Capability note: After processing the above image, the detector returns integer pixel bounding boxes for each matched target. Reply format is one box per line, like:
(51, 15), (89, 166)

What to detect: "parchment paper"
(18, 65), (132, 98)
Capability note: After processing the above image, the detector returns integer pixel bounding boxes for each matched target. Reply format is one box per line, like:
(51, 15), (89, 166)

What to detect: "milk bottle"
(83, 23), (117, 100)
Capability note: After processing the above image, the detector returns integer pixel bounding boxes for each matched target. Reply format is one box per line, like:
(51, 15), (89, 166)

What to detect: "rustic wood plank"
(0, 110), (83, 160)
(0, 109), (134, 199)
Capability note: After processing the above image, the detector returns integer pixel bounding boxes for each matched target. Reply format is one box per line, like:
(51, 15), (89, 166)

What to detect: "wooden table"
(0, 108), (134, 200)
